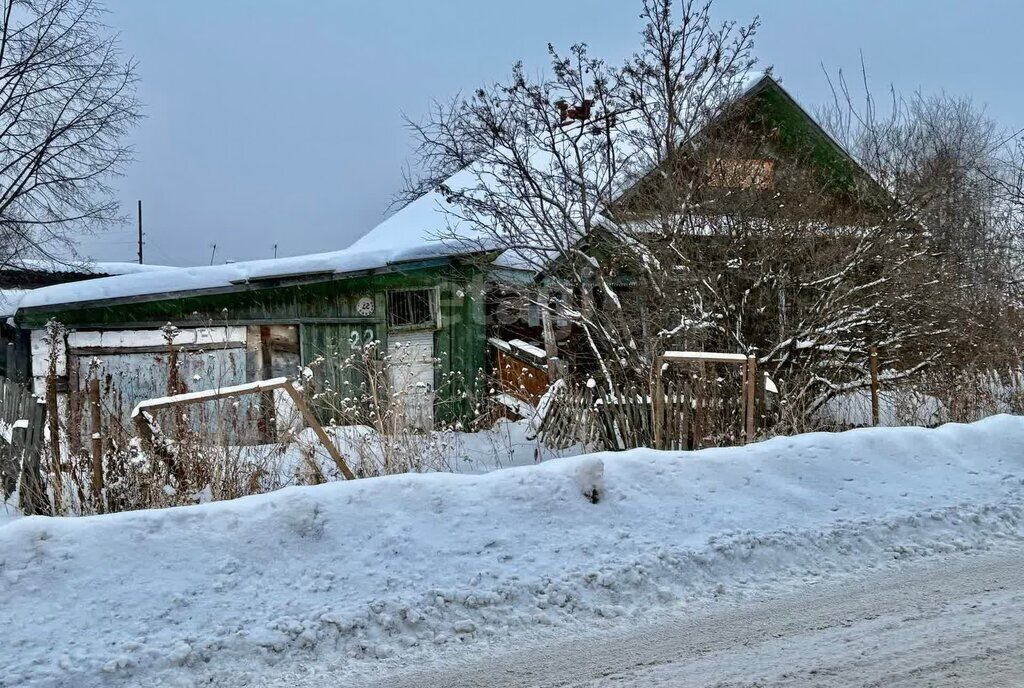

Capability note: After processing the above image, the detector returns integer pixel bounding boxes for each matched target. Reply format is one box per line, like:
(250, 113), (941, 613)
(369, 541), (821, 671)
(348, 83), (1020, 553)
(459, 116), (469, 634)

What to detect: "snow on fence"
(538, 352), (762, 452)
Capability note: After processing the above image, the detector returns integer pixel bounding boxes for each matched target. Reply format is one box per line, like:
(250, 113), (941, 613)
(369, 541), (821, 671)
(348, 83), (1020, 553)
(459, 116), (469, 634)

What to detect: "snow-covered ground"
(2, 416), (1024, 687)
(230, 417), (581, 488)
(356, 545), (1024, 687)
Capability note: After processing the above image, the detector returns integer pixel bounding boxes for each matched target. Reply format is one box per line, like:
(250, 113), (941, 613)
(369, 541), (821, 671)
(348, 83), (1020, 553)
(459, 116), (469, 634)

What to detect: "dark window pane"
(387, 289), (435, 327)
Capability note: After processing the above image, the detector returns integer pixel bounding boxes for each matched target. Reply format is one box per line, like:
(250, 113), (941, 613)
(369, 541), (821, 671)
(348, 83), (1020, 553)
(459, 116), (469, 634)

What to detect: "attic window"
(705, 158), (774, 189)
(387, 288), (437, 328)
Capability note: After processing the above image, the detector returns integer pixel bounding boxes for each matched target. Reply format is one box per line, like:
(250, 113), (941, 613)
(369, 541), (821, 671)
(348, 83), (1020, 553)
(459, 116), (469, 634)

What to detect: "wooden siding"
(17, 263), (488, 424)
(492, 348), (548, 406)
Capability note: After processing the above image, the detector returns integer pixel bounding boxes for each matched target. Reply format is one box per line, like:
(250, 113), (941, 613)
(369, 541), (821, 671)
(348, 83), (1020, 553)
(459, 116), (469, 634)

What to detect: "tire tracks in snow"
(342, 545), (1024, 687)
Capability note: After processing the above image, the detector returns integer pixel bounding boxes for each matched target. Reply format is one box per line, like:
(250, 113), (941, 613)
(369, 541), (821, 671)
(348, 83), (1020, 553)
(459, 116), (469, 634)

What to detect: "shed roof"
(0, 259), (174, 277)
(16, 242), (485, 314)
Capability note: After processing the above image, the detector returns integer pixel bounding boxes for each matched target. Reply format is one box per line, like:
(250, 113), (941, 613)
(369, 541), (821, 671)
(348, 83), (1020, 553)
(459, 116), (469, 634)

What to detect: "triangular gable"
(612, 74), (895, 218)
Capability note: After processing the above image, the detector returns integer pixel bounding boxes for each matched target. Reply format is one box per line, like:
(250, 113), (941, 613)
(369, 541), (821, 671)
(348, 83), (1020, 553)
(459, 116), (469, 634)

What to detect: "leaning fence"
(0, 378), (47, 514)
(537, 352), (764, 452)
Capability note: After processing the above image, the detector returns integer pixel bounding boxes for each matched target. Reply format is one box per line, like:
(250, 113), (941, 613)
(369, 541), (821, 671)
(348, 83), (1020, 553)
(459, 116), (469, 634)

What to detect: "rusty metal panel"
(77, 346), (252, 440)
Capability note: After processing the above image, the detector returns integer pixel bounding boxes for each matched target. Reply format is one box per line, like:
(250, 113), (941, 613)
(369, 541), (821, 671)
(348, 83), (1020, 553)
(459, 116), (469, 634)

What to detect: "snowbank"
(3, 417), (1024, 687)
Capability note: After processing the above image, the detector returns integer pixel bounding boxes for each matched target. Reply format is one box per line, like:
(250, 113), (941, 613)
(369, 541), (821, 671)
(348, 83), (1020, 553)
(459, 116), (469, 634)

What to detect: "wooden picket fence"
(538, 353), (760, 452)
(0, 377), (47, 513)
(539, 381), (720, 451)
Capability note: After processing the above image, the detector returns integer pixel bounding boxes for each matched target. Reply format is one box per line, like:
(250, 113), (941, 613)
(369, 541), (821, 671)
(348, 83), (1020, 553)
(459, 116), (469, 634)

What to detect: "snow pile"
(3, 417), (1024, 686)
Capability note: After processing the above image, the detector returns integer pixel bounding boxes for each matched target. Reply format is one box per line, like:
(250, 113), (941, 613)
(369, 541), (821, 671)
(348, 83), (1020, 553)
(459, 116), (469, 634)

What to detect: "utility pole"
(209, 242), (217, 265)
(137, 200), (144, 264)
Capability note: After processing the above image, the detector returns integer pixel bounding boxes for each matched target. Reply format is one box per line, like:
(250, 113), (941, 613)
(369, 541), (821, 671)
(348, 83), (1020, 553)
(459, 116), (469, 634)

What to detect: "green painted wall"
(18, 262), (488, 425)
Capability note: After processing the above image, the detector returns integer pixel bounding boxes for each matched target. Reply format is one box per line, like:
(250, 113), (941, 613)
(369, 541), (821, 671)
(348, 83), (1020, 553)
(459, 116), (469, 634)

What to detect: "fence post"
(88, 378), (103, 510)
(693, 363), (705, 450)
(682, 381), (691, 450)
(17, 400), (49, 516)
(869, 346), (880, 427)
(652, 356), (665, 450)
(744, 355), (757, 443)
(45, 368), (62, 514)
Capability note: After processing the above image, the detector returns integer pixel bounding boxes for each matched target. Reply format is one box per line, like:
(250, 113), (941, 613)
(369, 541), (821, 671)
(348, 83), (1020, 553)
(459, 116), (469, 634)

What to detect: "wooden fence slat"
(89, 378), (103, 509)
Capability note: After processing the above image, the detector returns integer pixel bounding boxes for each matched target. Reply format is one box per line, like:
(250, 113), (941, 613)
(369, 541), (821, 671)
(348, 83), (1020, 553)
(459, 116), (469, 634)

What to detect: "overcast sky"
(93, 1), (1024, 267)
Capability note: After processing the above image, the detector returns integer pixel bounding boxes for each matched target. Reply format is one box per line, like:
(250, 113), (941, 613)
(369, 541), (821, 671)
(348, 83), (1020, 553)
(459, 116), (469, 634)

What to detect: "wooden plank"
(745, 355), (757, 443)
(681, 382), (691, 450)
(652, 362), (665, 450)
(662, 351), (749, 364)
(131, 377), (293, 416)
(66, 356), (82, 457)
(539, 288), (560, 382)
(281, 384), (356, 480)
(869, 346), (880, 427)
(45, 366), (62, 514)
(694, 365), (705, 450)
(88, 378), (103, 510)
(17, 399), (48, 515)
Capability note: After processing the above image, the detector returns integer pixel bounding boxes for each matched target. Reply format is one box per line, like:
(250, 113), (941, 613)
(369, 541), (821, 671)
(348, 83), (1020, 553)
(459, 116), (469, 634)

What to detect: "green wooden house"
(14, 225), (505, 431)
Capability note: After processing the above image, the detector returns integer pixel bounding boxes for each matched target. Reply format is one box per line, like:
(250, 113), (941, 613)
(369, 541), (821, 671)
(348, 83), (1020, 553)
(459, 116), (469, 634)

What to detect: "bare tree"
(406, 0), (1019, 431)
(405, 0), (758, 384)
(819, 71), (1024, 373)
(0, 0), (139, 267)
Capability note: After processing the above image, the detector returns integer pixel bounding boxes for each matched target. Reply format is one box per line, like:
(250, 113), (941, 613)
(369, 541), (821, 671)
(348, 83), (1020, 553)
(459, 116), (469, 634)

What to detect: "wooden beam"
(652, 358), (665, 450)
(88, 378), (103, 510)
(281, 384), (356, 480)
(131, 377), (293, 416)
(130, 377), (357, 481)
(539, 289), (561, 382)
(45, 366), (62, 514)
(869, 346), (880, 427)
(744, 355), (757, 443)
(661, 351), (749, 364)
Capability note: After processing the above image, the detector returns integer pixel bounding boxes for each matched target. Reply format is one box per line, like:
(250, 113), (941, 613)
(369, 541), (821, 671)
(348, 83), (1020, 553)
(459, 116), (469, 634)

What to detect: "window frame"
(386, 286), (440, 331)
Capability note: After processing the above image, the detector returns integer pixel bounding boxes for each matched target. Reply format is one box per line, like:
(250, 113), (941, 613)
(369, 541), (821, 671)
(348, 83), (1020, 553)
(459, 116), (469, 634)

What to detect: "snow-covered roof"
(17, 242), (486, 312)
(0, 288), (30, 318)
(348, 168), (483, 255)
(1, 260), (176, 316)
(16, 163), (518, 313)
(349, 165), (537, 271)
(0, 258), (174, 276)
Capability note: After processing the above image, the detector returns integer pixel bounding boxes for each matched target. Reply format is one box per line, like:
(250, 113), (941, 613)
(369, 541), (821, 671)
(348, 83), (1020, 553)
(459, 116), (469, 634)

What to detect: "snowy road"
(348, 546), (1024, 687)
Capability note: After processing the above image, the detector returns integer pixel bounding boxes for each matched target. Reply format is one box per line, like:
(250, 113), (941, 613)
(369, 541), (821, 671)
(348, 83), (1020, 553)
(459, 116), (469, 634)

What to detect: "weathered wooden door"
(387, 330), (435, 431)
(299, 323), (380, 422)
